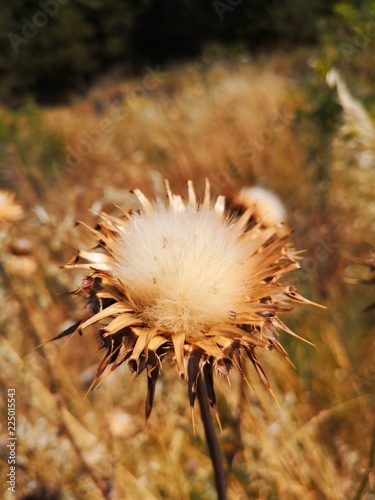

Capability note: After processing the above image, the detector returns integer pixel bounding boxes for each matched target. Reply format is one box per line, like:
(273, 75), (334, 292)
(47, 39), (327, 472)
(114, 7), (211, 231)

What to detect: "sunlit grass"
(0, 54), (374, 499)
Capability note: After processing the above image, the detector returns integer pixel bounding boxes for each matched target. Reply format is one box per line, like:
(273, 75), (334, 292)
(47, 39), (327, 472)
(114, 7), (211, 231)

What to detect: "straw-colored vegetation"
(0, 55), (374, 499)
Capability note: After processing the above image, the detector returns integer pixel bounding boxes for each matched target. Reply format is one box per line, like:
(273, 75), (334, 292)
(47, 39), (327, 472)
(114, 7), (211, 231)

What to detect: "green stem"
(197, 373), (227, 500)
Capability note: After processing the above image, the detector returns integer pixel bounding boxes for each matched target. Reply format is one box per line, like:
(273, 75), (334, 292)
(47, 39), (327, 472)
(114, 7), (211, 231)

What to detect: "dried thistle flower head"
(232, 186), (286, 227)
(0, 190), (23, 223)
(55, 180), (317, 420)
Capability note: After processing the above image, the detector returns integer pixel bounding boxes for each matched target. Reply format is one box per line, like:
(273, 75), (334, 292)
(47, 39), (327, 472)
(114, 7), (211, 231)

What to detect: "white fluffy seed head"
(112, 201), (252, 338)
(236, 186), (286, 226)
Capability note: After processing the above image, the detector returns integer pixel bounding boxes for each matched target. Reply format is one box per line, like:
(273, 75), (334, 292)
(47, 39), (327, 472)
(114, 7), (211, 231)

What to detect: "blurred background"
(0, 1), (375, 499)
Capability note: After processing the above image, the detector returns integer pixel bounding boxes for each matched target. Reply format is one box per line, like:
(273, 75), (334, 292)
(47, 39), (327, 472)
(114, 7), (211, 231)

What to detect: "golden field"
(0, 53), (374, 499)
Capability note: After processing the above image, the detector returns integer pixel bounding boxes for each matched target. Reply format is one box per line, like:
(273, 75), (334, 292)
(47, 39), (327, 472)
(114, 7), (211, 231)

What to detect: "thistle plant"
(54, 180), (316, 498)
(0, 190), (27, 275)
(0, 190), (23, 224)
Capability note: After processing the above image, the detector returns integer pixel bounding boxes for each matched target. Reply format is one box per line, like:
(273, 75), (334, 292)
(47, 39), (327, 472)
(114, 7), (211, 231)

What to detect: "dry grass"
(0, 55), (374, 499)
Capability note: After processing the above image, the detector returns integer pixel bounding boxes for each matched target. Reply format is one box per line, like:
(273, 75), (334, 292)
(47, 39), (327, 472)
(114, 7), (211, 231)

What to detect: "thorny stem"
(197, 373), (227, 500)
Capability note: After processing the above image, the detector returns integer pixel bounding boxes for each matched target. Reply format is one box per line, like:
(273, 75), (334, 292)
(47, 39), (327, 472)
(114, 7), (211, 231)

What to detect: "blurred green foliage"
(316, 0), (375, 105)
(294, 0), (375, 210)
(1, 0), (337, 104)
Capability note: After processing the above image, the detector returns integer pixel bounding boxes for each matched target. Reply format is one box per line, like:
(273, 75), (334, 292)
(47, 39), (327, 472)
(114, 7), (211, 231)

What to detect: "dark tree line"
(1, 0), (336, 104)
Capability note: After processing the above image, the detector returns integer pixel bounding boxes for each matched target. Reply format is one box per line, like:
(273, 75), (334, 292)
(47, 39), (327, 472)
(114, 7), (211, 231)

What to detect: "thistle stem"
(197, 373), (227, 500)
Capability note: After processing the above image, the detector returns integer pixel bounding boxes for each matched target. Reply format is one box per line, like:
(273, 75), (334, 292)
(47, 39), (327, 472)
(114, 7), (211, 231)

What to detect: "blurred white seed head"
(234, 186), (286, 226)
